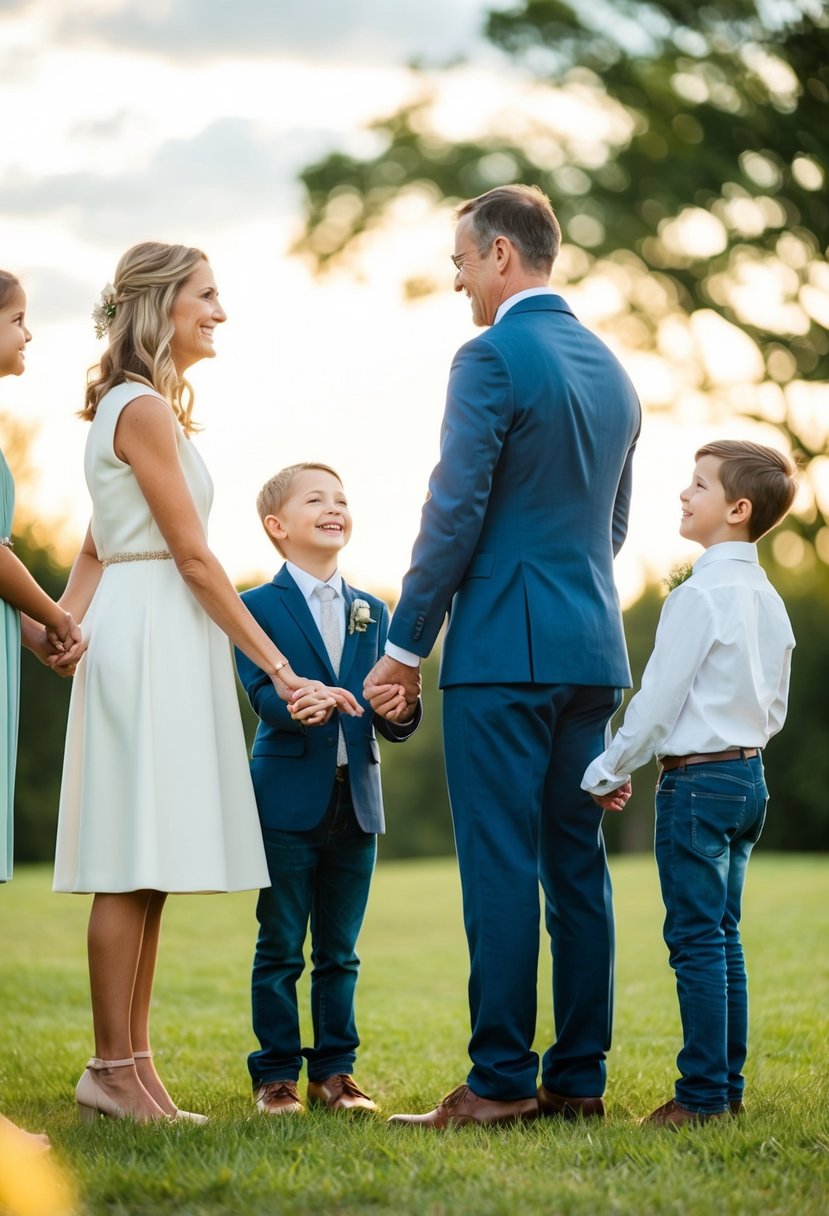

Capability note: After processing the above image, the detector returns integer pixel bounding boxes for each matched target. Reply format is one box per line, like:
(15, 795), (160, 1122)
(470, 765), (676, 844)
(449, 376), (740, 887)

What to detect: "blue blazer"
(389, 294), (641, 688)
(235, 566), (420, 834)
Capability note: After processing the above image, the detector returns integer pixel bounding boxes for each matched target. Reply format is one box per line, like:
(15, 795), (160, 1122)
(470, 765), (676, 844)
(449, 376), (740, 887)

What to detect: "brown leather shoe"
(537, 1084), (605, 1120)
(254, 1080), (304, 1115)
(644, 1098), (726, 1128)
(729, 1100), (746, 1116)
(307, 1074), (378, 1114)
(387, 1083), (538, 1128)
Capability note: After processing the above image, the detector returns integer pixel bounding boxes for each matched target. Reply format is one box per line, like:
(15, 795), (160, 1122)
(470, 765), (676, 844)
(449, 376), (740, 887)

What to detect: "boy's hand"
(278, 678), (365, 727)
(288, 686), (337, 725)
(590, 780), (632, 813)
(367, 683), (414, 723)
(364, 656), (421, 718)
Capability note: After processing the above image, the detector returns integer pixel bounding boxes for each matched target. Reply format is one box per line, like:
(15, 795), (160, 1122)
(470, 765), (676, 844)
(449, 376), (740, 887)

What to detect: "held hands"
(364, 684), (416, 723)
(590, 780), (632, 813)
(363, 655), (421, 722)
(272, 664), (364, 726)
(25, 612), (86, 678)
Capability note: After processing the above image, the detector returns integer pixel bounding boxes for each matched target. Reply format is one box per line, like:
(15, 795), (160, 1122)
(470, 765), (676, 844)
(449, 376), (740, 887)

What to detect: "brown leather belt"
(335, 765), (349, 783)
(660, 748), (759, 772)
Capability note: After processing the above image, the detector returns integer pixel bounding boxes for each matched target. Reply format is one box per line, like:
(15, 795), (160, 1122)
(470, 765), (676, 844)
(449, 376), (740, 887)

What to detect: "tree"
(295, 0), (829, 556)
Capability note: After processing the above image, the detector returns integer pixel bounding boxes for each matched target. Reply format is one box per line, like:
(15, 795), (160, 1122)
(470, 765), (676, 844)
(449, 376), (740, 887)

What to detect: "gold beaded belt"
(101, 549), (173, 568)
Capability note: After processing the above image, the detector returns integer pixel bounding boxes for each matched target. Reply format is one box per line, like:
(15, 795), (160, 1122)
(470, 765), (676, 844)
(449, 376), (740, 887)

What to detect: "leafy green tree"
(295, 0), (829, 553)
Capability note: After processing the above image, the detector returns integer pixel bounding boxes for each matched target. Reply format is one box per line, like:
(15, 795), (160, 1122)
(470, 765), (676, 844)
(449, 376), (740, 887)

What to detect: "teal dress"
(0, 447), (20, 882)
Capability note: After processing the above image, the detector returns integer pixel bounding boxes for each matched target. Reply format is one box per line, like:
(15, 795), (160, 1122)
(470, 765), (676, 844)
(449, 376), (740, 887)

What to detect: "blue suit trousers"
(443, 682), (620, 1100)
(248, 774), (377, 1086)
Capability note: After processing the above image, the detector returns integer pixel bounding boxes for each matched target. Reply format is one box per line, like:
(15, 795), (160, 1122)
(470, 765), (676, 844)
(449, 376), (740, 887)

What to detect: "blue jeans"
(248, 774), (377, 1086)
(654, 753), (767, 1113)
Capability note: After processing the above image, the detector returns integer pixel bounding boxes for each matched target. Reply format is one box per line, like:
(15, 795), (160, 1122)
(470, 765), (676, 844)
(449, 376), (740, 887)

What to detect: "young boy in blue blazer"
(235, 462), (421, 1116)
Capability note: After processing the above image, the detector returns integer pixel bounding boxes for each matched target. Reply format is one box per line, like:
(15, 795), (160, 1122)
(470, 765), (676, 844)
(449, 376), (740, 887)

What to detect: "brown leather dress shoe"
(644, 1098), (726, 1128)
(306, 1074), (378, 1114)
(537, 1084), (605, 1120)
(729, 1100), (746, 1116)
(387, 1083), (538, 1128)
(254, 1080), (304, 1115)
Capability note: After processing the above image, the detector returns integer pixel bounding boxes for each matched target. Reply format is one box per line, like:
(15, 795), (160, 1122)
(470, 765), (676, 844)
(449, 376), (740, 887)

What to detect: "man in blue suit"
(235, 462), (421, 1117)
(365, 185), (641, 1127)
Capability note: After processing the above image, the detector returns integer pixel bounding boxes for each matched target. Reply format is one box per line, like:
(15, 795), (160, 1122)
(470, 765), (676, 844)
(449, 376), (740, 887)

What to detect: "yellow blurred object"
(0, 1116), (76, 1216)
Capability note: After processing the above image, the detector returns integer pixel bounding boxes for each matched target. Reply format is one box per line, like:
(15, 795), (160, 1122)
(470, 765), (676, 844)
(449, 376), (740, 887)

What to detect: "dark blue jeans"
(248, 774), (377, 1086)
(654, 753), (768, 1113)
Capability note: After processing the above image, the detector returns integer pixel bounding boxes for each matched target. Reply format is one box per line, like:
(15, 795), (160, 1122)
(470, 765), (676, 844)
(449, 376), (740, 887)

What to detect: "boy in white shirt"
(582, 440), (797, 1127)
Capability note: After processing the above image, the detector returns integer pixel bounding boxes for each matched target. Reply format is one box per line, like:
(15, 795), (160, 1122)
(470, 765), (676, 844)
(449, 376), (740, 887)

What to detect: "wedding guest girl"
(0, 269), (83, 1149)
(53, 243), (361, 1123)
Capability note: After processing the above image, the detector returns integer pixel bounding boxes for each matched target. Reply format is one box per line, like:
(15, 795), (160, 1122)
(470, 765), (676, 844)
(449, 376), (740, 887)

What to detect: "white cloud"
(0, 119), (322, 246)
(58, 0), (494, 65)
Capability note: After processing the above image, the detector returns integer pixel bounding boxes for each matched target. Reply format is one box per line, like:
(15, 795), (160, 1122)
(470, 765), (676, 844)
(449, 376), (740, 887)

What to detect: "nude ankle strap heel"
(132, 1049), (208, 1124)
(76, 1057), (136, 1122)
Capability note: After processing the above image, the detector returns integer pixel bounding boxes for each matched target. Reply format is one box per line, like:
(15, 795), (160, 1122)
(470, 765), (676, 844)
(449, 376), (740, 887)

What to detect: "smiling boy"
(234, 462), (420, 1117)
(582, 440), (797, 1126)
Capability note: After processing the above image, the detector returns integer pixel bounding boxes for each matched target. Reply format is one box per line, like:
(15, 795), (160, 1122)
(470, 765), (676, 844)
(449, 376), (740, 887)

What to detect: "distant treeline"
(13, 529), (829, 864)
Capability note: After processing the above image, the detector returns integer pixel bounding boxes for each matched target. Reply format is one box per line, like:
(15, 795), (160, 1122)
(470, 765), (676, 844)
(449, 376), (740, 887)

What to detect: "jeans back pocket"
(690, 790), (747, 857)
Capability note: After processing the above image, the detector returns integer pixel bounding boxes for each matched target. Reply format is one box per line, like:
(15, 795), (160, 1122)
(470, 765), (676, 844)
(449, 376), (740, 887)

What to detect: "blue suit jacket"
(235, 566), (421, 834)
(389, 294), (641, 688)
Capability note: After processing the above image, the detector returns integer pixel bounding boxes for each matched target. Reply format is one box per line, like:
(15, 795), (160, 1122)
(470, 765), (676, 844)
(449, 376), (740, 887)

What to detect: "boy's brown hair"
(256, 462), (343, 556)
(695, 440), (797, 541)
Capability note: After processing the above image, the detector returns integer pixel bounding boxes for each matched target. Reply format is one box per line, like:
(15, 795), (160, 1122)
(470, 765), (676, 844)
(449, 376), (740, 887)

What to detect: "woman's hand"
(272, 665), (364, 726)
(22, 614), (84, 677)
(46, 612), (85, 665)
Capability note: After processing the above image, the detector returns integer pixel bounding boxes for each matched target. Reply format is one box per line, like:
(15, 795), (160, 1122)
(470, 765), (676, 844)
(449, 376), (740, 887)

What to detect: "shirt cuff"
(385, 641), (421, 667)
(581, 756), (630, 797)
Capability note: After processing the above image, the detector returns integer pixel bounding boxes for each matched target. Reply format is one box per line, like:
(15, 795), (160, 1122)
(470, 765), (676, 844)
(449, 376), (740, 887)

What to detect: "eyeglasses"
(451, 249), (478, 271)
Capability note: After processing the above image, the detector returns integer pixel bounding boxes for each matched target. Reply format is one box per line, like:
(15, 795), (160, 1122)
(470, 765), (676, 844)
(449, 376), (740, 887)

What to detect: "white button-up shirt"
(285, 561), (345, 649)
(582, 542), (795, 796)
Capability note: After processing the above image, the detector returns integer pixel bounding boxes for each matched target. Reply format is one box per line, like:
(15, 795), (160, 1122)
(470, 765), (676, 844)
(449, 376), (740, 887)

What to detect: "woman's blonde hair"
(82, 241), (208, 432)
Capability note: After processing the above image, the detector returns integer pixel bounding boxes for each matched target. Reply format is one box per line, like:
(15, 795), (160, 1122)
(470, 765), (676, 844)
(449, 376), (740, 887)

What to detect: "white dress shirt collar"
(285, 561), (343, 602)
(494, 286), (556, 325)
(692, 541), (758, 573)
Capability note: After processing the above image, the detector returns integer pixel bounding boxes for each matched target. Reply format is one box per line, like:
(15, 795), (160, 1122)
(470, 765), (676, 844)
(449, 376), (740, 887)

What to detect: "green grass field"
(2, 854), (828, 1215)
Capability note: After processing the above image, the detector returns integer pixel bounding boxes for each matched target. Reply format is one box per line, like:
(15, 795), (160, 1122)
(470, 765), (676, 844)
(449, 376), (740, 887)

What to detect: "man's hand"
(364, 655), (421, 721)
(590, 780), (632, 813)
(365, 683), (415, 723)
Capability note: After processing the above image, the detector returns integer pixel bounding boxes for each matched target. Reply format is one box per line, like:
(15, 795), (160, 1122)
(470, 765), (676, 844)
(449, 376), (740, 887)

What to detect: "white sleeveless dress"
(53, 382), (270, 894)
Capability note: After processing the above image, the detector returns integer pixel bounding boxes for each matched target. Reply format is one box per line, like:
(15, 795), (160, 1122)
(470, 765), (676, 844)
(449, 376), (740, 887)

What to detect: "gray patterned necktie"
(313, 583), (347, 765)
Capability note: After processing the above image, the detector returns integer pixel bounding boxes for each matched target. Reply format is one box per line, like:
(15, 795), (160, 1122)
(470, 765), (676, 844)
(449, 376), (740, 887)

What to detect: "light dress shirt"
(285, 561), (345, 650)
(581, 542), (795, 796)
(385, 287), (557, 668)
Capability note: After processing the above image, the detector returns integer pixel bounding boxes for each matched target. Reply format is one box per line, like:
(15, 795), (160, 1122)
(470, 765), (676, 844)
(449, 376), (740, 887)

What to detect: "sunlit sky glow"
(0, 0), (817, 609)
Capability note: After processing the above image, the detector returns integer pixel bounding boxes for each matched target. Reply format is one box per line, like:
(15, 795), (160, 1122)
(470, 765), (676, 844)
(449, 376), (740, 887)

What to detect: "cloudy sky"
(0, 0), (786, 604)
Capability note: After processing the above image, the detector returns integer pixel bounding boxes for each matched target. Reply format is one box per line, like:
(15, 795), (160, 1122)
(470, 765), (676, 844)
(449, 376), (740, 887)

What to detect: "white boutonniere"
(92, 282), (118, 339)
(348, 598), (375, 634)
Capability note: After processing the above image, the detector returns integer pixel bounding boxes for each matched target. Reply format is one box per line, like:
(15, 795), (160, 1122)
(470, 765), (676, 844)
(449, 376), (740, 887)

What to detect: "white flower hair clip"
(348, 598), (375, 634)
(92, 283), (118, 339)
